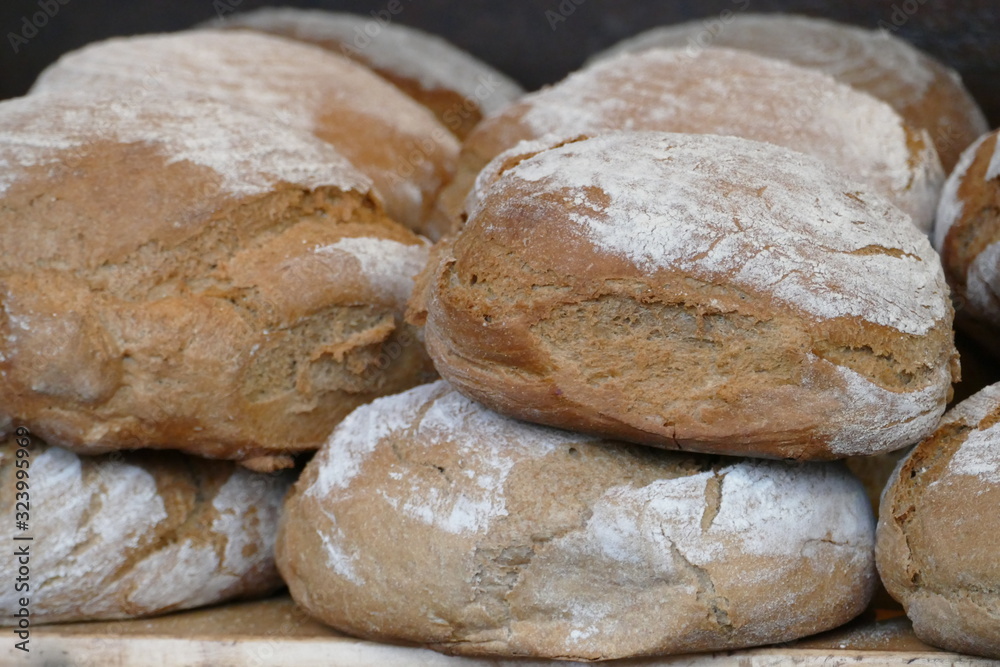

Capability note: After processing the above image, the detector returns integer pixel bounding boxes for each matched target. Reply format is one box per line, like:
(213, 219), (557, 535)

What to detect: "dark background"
(1, 0), (999, 125)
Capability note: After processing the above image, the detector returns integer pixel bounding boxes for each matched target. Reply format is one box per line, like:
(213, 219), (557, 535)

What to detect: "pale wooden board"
(6, 595), (996, 667)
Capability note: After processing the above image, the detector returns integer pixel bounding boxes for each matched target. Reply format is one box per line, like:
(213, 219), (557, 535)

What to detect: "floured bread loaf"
(0, 432), (289, 624)
(31, 30), (458, 238)
(207, 7), (523, 139)
(591, 13), (987, 171)
(278, 381), (877, 660)
(414, 133), (957, 460)
(878, 383), (1000, 659)
(435, 47), (943, 236)
(934, 129), (1000, 339)
(0, 91), (433, 468)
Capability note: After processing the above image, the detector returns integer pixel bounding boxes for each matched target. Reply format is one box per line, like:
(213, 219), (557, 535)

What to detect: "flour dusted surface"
(283, 381), (877, 658)
(215, 8), (523, 114)
(315, 237), (429, 306)
(595, 14), (935, 108)
(0, 442), (288, 623)
(0, 90), (371, 200)
(941, 383), (1000, 485)
(506, 47), (941, 231)
(495, 132), (946, 336)
(934, 133), (989, 250)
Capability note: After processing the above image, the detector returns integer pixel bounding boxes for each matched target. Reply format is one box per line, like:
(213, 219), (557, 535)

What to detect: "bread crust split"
(434, 46), (944, 236)
(0, 91), (436, 464)
(415, 132), (958, 460)
(0, 435), (291, 624)
(878, 382), (1000, 659)
(278, 380), (877, 660)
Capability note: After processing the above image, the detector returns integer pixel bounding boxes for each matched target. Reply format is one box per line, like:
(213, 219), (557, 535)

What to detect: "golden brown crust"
(435, 47), (944, 237)
(421, 133), (957, 460)
(0, 92), (435, 462)
(936, 130), (1000, 335)
(877, 384), (1000, 658)
(30, 30), (460, 238)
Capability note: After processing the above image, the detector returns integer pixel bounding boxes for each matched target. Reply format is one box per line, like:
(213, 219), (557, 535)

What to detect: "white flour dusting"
(946, 423), (1000, 484)
(504, 47), (941, 230)
(593, 14), (936, 108)
(212, 8), (523, 114)
(941, 384), (1000, 484)
(0, 90), (371, 200)
(934, 133), (990, 250)
(491, 131), (948, 336)
(315, 236), (429, 306)
(988, 133), (1000, 181)
(583, 460), (872, 568)
(815, 355), (950, 456)
(308, 381), (586, 535)
(0, 444), (287, 621)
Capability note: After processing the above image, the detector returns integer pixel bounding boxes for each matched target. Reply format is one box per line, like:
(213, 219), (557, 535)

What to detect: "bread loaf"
(934, 128), (1000, 340)
(435, 47), (944, 236)
(208, 7), (523, 139)
(414, 133), (957, 460)
(31, 30), (458, 238)
(591, 13), (987, 171)
(278, 381), (877, 660)
(0, 91), (433, 467)
(878, 383), (1000, 659)
(0, 433), (289, 623)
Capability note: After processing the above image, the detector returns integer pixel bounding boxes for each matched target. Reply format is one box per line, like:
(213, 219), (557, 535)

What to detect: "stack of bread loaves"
(274, 13), (993, 662)
(0, 9), (995, 661)
(0, 18), (517, 625)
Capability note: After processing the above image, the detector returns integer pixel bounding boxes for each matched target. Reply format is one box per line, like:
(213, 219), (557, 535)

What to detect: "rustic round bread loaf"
(0, 432), (289, 624)
(0, 91), (434, 468)
(591, 13), (987, 172)
(30, 29), (458, 238)
(414, 133), (958, 460)
(934, 128), (1000, 338)
(878, 383), (1000, 659)
(435, 47), (944, 236)
(206, 7), (523, 140)
(278, 381), (877, 660)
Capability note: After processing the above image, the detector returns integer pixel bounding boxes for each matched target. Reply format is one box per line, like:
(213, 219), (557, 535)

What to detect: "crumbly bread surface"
(31, 29), (459, 237)
(0, 434), (290, 623)
(208, 7), (523, 139)
(591, 13), (987, 171)
(415, 133), (957, 460)
(0, 91), (434, 464)
(878, 382), (1000, 659)
(278, 381), (876, 660)
(436, 47), (944, 236)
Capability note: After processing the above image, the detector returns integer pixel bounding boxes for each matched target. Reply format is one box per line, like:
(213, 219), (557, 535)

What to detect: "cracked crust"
(0, 91), (436, 464)
(30, 29), (459, 237)
(0, 434), (290, 624)
(277, 381), (877, 660)
(433, 46), (944, 236)
(935, 129), (1000, 337)
(416, 133), (957, 460)
(877, 382), (1000, 659)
